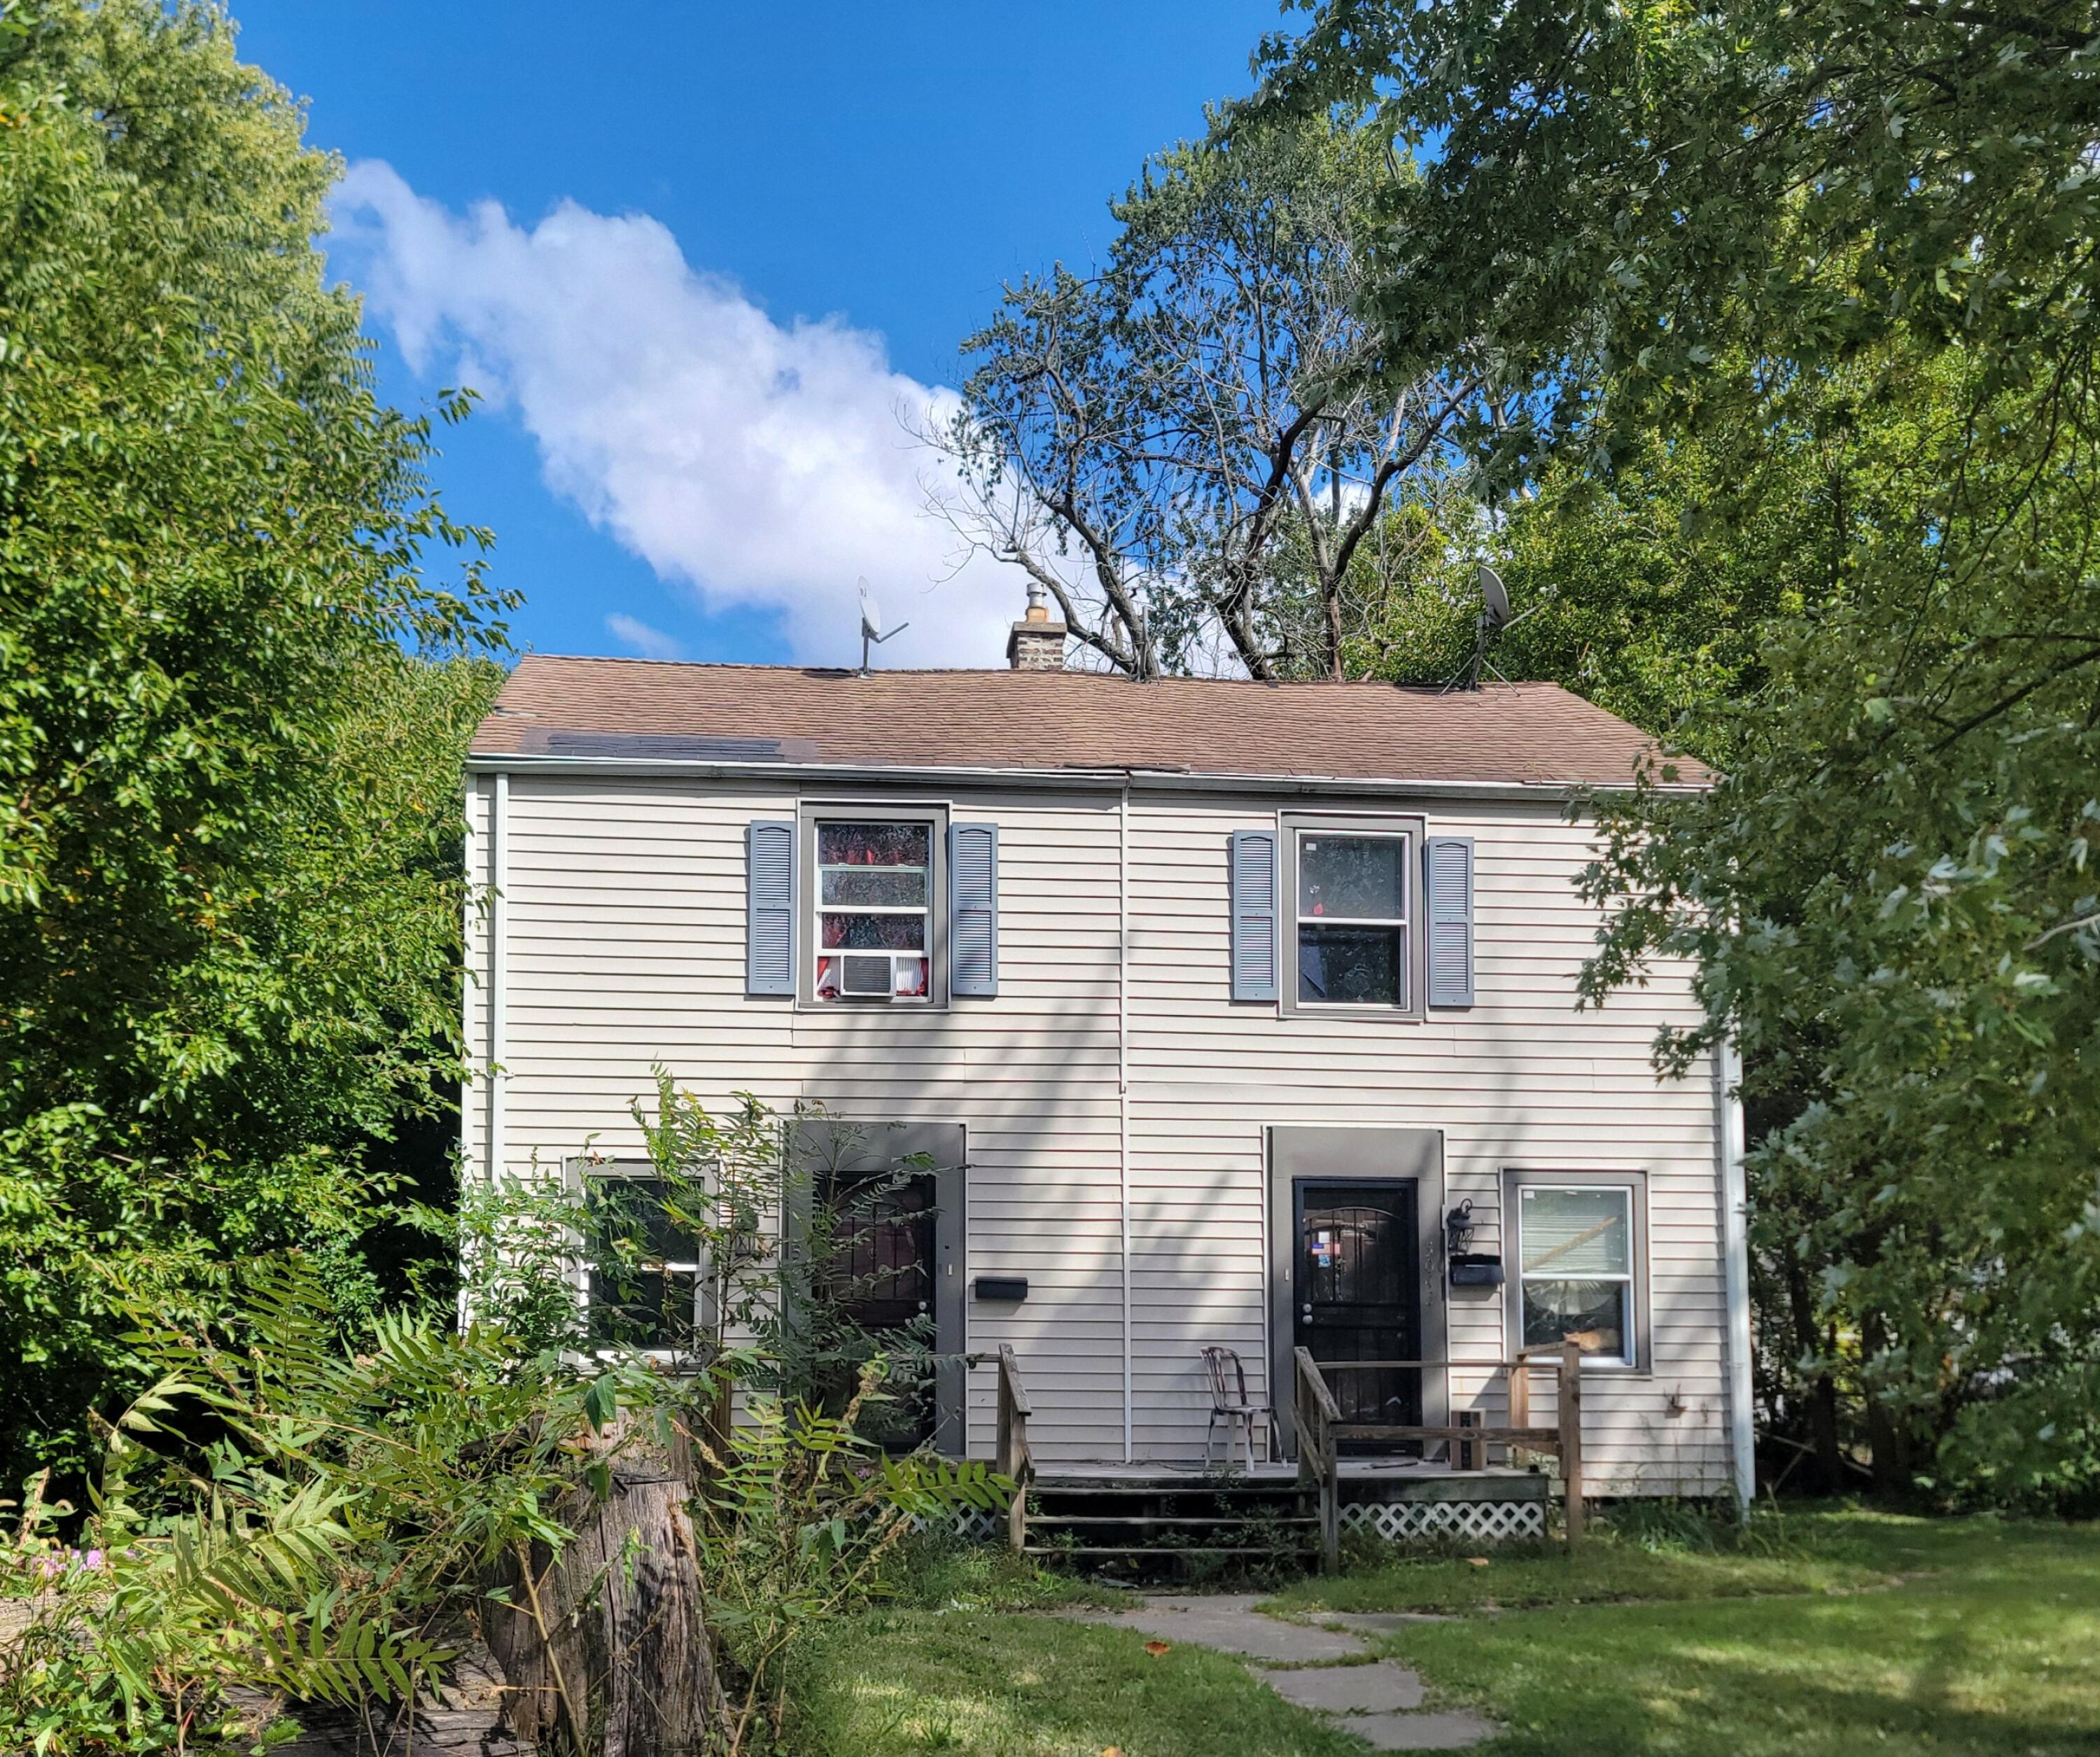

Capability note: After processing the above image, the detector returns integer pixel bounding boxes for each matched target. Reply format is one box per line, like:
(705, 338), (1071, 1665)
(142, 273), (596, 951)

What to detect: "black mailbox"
(974, 1275), (1028, 1302)
(1449, 1253), (1505, 1289)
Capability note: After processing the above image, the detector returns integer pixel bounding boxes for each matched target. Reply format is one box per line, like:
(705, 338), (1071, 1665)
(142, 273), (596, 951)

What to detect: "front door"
(789, 1119), (967, 1457)
(826, 1170), (938, 1450)
(1294, 1180), (1422, 1448)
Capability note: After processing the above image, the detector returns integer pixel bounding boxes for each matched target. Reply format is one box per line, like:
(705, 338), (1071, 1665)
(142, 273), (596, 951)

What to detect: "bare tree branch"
(921, 116), (1487, 680)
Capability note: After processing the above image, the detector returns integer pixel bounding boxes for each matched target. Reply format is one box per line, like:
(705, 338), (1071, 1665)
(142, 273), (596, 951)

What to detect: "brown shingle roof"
(470, 657), (1708, 790)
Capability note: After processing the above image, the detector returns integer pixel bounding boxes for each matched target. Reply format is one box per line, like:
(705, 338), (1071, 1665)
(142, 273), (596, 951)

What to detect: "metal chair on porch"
(1201, 1346), (1260, 1468)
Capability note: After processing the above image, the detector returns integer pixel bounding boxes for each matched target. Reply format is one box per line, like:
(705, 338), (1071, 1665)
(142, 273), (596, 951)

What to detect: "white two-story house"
(461, 613), (1752, 1516)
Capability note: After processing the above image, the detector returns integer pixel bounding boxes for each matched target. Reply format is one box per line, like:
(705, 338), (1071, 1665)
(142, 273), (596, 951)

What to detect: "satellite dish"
(1441, 561), (1533, 693)
(1478, 564), (1512, 631)
(855, 575), (909, 671)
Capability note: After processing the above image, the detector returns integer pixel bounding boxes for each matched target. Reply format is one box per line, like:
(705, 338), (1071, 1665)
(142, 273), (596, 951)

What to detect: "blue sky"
(233, 1), (1282, 669)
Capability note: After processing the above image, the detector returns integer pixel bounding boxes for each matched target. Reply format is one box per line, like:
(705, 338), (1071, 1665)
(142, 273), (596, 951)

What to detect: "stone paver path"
(1073, 1593), (1494, 1751)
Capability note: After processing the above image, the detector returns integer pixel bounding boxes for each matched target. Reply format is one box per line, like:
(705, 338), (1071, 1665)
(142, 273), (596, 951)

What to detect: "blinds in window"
(948, 822), (998, 997)
(1424, 835), (1475, 1008)
(1229, 829), (1279, 1002)
(746, 820), (796, 995)
(1518, 1186), (1631, 1276)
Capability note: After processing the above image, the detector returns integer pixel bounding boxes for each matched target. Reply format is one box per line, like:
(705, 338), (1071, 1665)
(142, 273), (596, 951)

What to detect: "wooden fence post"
(1559, 1338), (1585, 1544)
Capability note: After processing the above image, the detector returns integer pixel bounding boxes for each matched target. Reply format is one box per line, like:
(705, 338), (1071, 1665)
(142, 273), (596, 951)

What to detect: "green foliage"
(1, 1252), (662, 1755)
(879, 1529), (1117, 1614)
(449, 1082), (1013, 1751)
(1476, 350), (1961, 764)
(3, 1422), (447, 1750)
(1252, 1), (2100, 462)
(1576, 562), (2100, 1504)
(2, 1206), (1005, 1756)
(570, 1074), (946, 1427)
(692, 1375), (1009, 1753)
(0, 0), (511, 1483)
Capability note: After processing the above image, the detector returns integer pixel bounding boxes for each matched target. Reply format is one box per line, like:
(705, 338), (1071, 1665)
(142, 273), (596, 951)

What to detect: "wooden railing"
(994, 1343), (1034, 1553)
(1292, 1345), (1343, 1567)
(1294, 1340), (1587, 1571)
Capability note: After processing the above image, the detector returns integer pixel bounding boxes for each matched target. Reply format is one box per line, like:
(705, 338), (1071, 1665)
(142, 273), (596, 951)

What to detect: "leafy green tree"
(0, 1), (510, 1483)
(1475, 349), (1959, 766)
(1256, 1), (2100, 1500)
(1254, 1), (2100, 458)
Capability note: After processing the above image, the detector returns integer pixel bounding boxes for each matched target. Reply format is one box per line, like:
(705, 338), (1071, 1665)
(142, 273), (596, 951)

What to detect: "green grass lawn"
(785, 1611), (1370, 1757)
(784, 1539), (1359, 1757)
(785, 1511), (2100, 1757)
(1275, 1511), (2100, 1757)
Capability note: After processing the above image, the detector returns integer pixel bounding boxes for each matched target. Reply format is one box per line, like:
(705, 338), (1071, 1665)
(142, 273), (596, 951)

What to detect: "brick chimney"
(1006, 580), (1068, 671)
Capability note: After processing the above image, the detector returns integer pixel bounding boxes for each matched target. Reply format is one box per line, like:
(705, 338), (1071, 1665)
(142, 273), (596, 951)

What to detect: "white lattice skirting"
(1340, 1498), (1546, 1543)
(911, 1509), (1002, 1543)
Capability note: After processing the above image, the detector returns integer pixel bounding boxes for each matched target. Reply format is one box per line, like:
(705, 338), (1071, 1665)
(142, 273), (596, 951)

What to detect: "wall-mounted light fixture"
(1444, 1198), (1505, 1289)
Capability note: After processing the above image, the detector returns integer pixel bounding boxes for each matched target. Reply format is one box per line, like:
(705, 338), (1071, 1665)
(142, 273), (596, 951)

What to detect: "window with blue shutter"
(1229, 828), (1280, 1002)
(746, 820), (797, 995)
(1424, 836), (1475, 1008)
(948, 822), (998, 997)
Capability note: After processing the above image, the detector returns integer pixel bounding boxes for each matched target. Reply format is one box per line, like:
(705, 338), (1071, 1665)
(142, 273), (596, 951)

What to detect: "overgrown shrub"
(0, 1256), (672, 1754)
(690, 1371), (1007, 1754)
(2, 1076), (1011, 1756)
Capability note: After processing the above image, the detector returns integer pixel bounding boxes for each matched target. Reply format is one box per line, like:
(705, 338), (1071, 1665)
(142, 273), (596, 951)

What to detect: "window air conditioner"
(840, 954), (893, 997)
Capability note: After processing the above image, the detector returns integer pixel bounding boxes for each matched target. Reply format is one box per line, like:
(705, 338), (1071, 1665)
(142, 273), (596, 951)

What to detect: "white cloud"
(604, 612), (685, 661)
(330, 162), (1016, 667)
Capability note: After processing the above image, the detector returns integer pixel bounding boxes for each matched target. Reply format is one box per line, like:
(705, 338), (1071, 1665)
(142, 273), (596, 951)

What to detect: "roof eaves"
(461, 750), (1707, 799)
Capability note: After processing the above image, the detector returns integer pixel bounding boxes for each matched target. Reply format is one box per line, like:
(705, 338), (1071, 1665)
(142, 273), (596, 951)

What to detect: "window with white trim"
(1514, 1184), (1637, 1366)
(1294, 829), (1411, 1007)
(582, 1167), (704, 1359)
(814, 820), (932, 1002)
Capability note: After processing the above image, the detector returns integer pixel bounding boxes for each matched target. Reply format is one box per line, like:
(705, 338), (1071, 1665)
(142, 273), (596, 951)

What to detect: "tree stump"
(482, 1420), (722, 1756)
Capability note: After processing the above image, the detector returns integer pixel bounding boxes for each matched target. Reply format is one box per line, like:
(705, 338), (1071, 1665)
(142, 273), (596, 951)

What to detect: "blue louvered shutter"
(948, 822), (998, 997)
(1424, 836), (1475, 1008)
(1229, 829), (1280, 1002)
(746, 820), (797, 995)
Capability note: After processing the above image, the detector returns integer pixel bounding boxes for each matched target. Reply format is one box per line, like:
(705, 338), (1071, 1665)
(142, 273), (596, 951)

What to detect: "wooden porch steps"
(1019, 1478), (1322, 1574)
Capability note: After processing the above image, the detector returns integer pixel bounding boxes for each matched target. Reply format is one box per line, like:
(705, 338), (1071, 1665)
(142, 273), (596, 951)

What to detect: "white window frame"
(1282, 816), (1423, 1016)
(799, 806), (947, 1007)
(572, 1158), (707, 1368)
(1505, 1173), (1646, 1371)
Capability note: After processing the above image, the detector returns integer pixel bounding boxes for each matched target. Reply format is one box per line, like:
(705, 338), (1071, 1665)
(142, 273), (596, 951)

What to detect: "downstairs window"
(1511, 1181), (1642, 1368)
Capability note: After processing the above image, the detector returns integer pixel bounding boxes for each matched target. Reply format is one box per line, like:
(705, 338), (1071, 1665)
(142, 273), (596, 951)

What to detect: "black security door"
(1294, 1180), (1422, 1446)
(789, 1120), (967, 1457)
(824, 1171), (938, 1450)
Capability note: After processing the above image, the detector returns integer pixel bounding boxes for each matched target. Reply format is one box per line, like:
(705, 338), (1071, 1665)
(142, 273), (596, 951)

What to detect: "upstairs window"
(1294, 830), (1411, 1008)
(814, 820), (932, 1002)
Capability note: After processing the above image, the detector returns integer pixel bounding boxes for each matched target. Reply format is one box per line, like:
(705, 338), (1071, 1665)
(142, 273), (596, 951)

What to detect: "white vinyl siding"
(464, 771), (1734, 1493)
